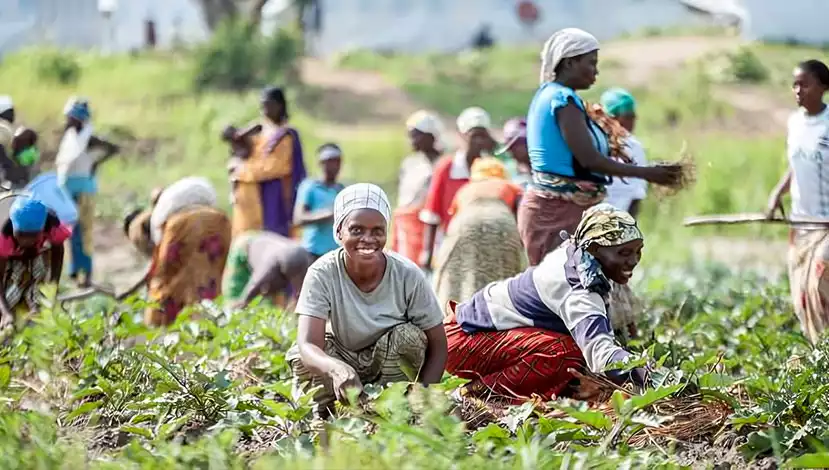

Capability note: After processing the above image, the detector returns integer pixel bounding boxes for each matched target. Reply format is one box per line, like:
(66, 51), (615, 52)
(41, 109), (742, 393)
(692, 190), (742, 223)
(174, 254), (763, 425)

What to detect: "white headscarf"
(406, 110), (446, 151)
(150, 176), (218, 243)
(456, 107), (492, 135)
(332, 183), (391, 244)
(539, 28), (600, 84)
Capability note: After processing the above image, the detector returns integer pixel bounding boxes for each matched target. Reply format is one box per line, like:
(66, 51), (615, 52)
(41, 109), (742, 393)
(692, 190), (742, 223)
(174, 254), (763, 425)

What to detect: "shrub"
(193, 20), (303, 92)
(726, 47), (769, 83)
(34, 50), (81, 85)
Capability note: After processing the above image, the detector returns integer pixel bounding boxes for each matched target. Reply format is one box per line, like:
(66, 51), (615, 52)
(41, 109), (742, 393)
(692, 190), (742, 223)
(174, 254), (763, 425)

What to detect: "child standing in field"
(600, 88), (648, 218)
(293, 143), (345, 262)
(767, 59), (829, 344)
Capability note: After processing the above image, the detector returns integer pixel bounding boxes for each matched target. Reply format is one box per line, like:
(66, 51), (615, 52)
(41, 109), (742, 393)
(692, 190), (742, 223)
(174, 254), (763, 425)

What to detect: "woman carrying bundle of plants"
(520, 27), (681, 265)
(287, 183), (447, 417)
(767, 59), (829, 344)
(444, 203), (647, 403)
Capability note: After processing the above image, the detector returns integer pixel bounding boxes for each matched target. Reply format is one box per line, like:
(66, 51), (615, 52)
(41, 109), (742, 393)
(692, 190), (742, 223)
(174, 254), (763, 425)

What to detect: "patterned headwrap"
(571, 203), (643, 249)
(456, 107), (492, 135)
(539, 28), (600, 84)
(563, 204), (643, 297)
(9, 196), (48, 233)
(64, 97), (91, 122)
(406, 110), (446, 151)
(470, 156), (507, 181)
(601, 88), (637, 117)
(333, 183), (392, 244)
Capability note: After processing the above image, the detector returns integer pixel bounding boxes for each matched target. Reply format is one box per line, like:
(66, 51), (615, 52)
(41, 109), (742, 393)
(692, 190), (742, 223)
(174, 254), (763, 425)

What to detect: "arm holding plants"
(562, 292), (647, 388)
(295, 265), (361, 401)
(766, 167), (792, 218)
(557, 102), (682, 186)
(297, 315), (362, 401)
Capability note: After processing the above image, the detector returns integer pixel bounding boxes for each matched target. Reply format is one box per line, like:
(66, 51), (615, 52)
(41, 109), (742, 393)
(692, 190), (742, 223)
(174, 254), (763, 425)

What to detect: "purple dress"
(260, 127), (307, 237)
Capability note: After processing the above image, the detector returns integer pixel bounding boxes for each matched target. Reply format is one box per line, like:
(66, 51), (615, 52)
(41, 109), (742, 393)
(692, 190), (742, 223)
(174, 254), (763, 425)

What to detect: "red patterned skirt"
(444, 302), (585, 403)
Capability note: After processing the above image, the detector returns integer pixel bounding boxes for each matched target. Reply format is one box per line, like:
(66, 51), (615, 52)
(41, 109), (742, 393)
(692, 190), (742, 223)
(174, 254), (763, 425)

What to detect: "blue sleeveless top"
(526, 82), (610, 182)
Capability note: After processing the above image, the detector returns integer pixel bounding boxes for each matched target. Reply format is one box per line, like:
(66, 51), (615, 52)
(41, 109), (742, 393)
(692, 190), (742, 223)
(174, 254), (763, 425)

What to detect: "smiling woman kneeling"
(287, 183), (448, 417)
(444, 203), (647, 403)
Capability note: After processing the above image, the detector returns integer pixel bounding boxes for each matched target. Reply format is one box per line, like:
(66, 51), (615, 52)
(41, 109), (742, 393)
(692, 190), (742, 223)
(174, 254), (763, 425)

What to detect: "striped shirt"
(455, 242), (629, 375)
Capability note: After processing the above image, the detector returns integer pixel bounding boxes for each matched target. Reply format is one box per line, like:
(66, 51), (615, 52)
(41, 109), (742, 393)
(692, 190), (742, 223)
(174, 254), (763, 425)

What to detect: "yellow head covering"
(470, 157), (507, 181)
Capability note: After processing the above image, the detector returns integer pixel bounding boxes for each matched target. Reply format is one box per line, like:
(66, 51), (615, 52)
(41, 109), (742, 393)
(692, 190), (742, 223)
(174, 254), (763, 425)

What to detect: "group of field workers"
(0, 26), (828, 415)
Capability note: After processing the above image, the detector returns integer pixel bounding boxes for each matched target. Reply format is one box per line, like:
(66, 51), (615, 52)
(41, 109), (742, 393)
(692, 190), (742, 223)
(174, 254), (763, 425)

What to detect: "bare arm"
(89, 135), (120, 172)
(420, 224), (437, 268)
(293, 204), (334, 227)
(627, 199), (642, 219)
(297, 315), (347, 377)
(559, 103), (682, 187)
(418, 324), (448, 385)
(767, 167), (792, 216)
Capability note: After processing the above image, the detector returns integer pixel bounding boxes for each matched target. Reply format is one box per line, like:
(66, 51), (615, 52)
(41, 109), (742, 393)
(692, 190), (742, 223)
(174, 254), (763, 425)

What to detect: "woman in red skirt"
(444, 203), (647, 403)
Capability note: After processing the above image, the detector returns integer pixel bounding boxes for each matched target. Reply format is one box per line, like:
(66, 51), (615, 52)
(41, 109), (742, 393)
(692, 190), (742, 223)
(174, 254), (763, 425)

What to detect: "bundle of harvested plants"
(650, 141), (697, 198)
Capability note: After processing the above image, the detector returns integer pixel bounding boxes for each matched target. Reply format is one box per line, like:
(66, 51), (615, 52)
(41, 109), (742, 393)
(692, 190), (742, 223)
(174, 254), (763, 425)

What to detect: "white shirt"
(397, 152), (434, 208)
(788, 106), (829, 220)
(55, 125), (94, 181)
(605, 135), (648, 212)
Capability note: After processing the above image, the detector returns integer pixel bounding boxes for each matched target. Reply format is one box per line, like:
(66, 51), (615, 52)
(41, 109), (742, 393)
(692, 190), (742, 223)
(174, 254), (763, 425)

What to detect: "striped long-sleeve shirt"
(454, 242), (630, 376)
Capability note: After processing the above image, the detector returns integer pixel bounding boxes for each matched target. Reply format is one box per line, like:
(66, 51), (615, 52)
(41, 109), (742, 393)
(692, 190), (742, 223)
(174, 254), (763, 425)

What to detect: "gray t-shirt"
(295, 248), (443, 351)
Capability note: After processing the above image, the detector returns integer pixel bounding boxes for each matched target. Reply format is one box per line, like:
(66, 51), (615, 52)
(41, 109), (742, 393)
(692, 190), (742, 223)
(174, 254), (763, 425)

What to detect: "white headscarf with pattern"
(333, 183), (392, 244)
(539, 28), (600, 84)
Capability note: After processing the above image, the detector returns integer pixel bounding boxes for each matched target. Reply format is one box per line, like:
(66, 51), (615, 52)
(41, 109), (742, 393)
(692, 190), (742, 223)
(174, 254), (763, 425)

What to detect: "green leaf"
(786, 453), (829, 468)
(471, 423), (511, 443)
(622, 384), (682, 415)
(66, 400), (102, 421)
(0, 365), (10, 388)
(157, 413), (192, 441)
(553, 405), (613, 430)
(120, 425), (154, 439)
(71, 387), (104, 402)
(699, 372), (735, 389)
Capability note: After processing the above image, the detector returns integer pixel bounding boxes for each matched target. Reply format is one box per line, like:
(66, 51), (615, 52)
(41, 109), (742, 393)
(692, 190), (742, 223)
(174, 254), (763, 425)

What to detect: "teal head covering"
(600, 88), (636, 117)
(9, 196), (48, 233)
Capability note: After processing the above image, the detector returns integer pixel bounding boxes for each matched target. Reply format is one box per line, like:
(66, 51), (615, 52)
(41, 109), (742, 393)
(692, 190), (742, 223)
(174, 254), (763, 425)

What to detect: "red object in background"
(517, 1), (540, 25)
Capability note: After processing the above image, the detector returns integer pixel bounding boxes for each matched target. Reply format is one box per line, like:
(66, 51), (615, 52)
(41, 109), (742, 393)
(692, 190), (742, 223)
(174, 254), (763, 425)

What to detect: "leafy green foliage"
(0, 266), (824, 468)
(193, 20), (303, 92)
(33, 50), (82, 85)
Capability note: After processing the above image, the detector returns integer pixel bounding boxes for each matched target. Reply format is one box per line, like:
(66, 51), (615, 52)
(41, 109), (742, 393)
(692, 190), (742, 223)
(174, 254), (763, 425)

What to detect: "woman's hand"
(329, 361), (363, 402)
(640, 164), (683, 186)
(766, 190), (785, 219)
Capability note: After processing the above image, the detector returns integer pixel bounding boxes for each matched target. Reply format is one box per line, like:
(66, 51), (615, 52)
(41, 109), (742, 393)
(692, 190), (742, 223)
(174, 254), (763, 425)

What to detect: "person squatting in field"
(519, 27), (681, 266)
(767, 59), (829, 344)
(287, 183), (448, 417)
(444, 204), (647, 403)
